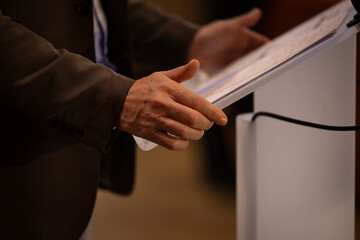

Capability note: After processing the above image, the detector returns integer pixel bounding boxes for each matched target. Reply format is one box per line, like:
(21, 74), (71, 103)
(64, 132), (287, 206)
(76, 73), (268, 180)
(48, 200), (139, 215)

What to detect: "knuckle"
(191, 95), (202, 108)
(187, 113), (199, 126)
(208, 108), (218, 120)
(137, 124), (152, 137)
(151, 71), (163, 79)
(143, 109), (157, 122)
(159, 84), (173, 94)
(150, 93), (166, 108)
(177, 127), (188, 139)
(158, 79), (176, 92)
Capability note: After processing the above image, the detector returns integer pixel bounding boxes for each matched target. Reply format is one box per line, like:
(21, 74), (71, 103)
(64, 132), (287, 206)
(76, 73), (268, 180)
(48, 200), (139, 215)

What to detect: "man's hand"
(117, 60), (227, 150)
(187, 8), (269, 74)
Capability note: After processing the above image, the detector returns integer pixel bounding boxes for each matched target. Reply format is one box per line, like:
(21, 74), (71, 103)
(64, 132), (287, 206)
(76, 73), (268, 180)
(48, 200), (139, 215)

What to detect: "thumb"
(234, 7), (262, 28)
(162, 59), (200, 83)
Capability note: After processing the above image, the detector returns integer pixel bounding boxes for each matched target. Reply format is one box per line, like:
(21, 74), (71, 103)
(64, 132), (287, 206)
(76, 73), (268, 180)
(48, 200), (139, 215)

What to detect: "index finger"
(244, 28), (269, 47)
(172, 85), (228, 126)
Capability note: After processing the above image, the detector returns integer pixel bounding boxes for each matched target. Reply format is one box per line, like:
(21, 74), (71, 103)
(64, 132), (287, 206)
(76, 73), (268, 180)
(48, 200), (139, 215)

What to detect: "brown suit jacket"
(0, 0), (197, 239)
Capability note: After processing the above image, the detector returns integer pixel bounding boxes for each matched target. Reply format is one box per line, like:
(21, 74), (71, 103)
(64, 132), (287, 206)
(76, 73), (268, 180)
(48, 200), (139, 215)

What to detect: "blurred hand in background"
(187, 8), (269, 74)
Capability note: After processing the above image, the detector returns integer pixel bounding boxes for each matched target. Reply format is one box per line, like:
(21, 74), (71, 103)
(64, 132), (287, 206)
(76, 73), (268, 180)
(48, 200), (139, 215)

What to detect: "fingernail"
(220, 117), (228, 125)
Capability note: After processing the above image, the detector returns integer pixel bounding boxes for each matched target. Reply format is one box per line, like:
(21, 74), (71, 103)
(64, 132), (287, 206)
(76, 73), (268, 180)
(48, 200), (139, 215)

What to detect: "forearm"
(0, 10), (134, 151)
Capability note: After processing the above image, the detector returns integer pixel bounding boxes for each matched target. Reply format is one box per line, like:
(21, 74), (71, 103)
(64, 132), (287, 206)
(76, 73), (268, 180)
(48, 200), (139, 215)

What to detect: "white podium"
(236, 3), (359, 240)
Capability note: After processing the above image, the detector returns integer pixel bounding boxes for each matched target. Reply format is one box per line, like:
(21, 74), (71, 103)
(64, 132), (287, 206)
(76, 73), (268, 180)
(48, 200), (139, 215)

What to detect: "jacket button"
(75, 4), (92, 16)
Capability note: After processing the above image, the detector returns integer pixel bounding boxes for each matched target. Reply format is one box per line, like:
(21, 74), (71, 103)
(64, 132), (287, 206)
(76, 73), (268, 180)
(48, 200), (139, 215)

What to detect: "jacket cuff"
(80, 71), (134, 152)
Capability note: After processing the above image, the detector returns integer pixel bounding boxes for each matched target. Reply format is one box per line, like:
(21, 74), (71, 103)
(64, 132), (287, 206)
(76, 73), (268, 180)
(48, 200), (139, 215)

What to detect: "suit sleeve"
(0, 10), (135, 152)
(128, 0), (199, 72)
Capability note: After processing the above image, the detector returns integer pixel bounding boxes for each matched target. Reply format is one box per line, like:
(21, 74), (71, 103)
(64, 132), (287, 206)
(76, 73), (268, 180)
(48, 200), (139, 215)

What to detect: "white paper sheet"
(190, 5), (348, 103)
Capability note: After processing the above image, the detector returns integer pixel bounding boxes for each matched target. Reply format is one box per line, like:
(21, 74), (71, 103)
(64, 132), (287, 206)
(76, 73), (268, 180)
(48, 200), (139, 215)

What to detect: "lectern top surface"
(183, 0), (358, 109)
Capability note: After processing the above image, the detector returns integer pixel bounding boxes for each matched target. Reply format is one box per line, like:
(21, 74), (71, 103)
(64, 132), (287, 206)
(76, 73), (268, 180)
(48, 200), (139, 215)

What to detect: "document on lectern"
(183, 1), (349, 104)
(135, 0), (351, 151)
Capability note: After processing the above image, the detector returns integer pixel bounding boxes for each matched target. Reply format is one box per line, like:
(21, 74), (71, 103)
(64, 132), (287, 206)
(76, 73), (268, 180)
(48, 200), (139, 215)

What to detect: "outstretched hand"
(117, 60), (227, 150)
(188, 8), (269, 74)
